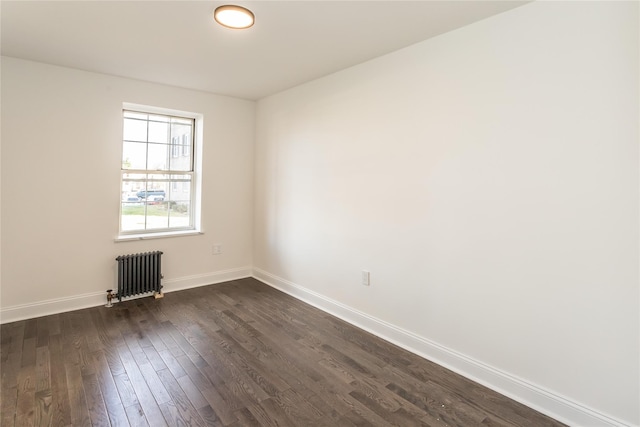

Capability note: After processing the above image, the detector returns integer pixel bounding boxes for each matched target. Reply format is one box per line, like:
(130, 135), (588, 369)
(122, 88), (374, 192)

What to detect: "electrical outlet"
(212, 244), (222, 255)
(362, 270), (370, 286)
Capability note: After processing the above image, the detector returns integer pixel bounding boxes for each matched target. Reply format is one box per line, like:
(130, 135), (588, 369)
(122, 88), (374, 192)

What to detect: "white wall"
(254, 2), (639, 426)
(1, 57), (255, 320)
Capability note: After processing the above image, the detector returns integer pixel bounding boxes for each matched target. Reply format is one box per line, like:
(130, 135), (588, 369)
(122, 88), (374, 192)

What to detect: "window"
(119, 106), (201, 236)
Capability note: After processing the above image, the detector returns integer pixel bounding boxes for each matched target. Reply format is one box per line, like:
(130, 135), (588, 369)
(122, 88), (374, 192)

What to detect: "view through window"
(120, 109), (196, 234)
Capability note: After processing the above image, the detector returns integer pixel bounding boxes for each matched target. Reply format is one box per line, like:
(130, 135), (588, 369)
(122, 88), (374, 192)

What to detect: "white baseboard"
(162, 266), (252, 293)
(0, 266), (252, 324)
(0, 291), (107, 325)
(252, 267), (634, 427)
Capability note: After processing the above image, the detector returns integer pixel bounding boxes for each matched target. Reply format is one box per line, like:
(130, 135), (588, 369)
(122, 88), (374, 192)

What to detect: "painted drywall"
(254, 2), (639, 426)
(1, 57), (255, 319)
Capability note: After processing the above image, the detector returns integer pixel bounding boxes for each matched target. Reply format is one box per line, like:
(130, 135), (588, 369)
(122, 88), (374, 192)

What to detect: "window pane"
(148, 120), (169, 143)
(122, 141), (147, 169)
(168, 180), (191, 229)
(145, 200), (169, 229)
(168, 180), (190, 202)
(172, 123), (192, 139)
(121, 185), (141, 201)
(169, 149), (192, 171)
(123, 117), (147, 142)
(171, 137), (181, 158)
(140, 181), (167, 200)
(147, 143), (169, 170)
(169, 201), (191, 228)
(151, 181), (168, 192)
(170, 123), (192, 171)
(121, 202), (146, 231)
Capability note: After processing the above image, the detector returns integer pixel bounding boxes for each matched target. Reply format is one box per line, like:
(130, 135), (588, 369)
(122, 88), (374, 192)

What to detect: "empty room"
(1, 1), (638, 426)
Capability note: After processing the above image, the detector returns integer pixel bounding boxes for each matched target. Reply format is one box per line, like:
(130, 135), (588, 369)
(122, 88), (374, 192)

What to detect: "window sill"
(115, 230), (203, 242)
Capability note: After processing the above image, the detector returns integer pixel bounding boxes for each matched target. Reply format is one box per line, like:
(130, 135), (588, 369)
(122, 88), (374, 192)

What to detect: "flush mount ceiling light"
(214, 5), (255, 29)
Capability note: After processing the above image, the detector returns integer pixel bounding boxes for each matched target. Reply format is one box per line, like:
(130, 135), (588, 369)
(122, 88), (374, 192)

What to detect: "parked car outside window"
(136, 190), (166, 199)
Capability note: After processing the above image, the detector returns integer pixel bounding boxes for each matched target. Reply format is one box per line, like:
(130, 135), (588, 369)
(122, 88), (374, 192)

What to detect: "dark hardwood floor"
(1, 277), (565, 427)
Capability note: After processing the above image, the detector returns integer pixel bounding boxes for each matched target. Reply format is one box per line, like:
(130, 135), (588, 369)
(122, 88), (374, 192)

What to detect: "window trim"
(118, 103), (203, 239)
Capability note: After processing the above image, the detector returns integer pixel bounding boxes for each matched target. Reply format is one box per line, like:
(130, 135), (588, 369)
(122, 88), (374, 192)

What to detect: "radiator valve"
(105, 289), (115, 308)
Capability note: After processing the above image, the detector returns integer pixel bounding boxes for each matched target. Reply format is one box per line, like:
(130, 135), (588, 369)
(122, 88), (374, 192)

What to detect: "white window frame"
(117, 103), (203, 241)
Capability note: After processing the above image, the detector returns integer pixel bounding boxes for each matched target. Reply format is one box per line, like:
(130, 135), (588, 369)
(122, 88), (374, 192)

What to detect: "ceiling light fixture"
(214, 5), (255, 29)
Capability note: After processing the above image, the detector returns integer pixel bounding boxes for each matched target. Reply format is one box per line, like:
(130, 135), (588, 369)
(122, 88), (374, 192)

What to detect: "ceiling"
(1, 1), (528, 100)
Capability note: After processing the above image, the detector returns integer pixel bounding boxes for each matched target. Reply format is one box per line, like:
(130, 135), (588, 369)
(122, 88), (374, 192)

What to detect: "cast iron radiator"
(115, 251), (163, 301)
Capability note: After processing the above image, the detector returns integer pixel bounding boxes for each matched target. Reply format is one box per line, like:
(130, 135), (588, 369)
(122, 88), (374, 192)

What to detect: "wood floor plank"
(352, 378), (425, 418)
(1, 278), (566, 427)
(136, 358), (173, 406)
(81, 372), (110, 427)
(118, 344), (169, 427)
(229, 407), (261, 427)
(91, 307), (123, 350)
(158, 400), (185, 427)
(386, 380), (510, 427)
(196, 404), (224, 427)
(35, 318), (49, 349)
(174, 353), (215, 392)
(213, 328), (290, 397)
(2, 322), (25, 353)
(350, 388), (428, 426)
(141, 343), (169, 372)
(33, 346), (53, 427)
(124, 403), (151, 427)
(103, 340), (141, 410)
(48, 315), (62, 337)
(196, 336), (271, 406)
(246, 398), (298, 427)
(34, 347), (50, 393)
(48, 334), (72, 427)
(198, 384), (240, 426)
(157, 368), (206, 427)
(23, 318), (37, 341)
(162, 321), (203, 361)
(1, 386), (18, 427)
(65, 313), (95, 378)
(34, 389), (53, 427)
(92, 349), (130, 426)
(20, 336), (36, 369)
(15, 336), (37, 427)
(64, 362), (91, 427)
(271, 388), (324, 425)
(157, 348), (188, 379)
(80, 310), (104, 354)
(113, 371), (140, 409)
(1, 323), (24, 427)
(330, 387), (396, 427)
(176, 374), (209, 410)
(128, 302), (169, 353)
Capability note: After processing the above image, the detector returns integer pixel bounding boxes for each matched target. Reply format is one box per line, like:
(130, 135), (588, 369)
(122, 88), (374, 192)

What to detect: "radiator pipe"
(105, 289), (116, 308)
